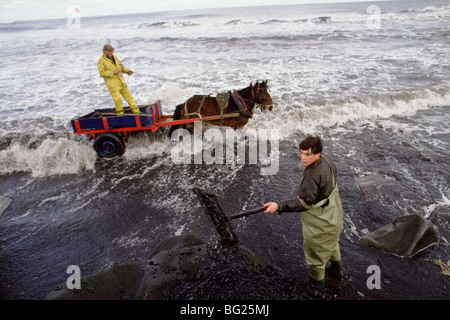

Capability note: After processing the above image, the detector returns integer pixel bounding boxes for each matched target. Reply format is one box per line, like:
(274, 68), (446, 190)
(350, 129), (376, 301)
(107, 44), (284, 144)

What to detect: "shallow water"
(0, 0), (449, 299)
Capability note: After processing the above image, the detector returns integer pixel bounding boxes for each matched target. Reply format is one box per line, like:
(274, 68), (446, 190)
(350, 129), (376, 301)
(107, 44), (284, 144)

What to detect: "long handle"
(95, 112), (154, 117)
(228, 207), (267, 220)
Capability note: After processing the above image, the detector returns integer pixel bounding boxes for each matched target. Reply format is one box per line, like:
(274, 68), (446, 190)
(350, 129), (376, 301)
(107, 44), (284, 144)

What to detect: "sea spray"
(0, 137), (96, 176)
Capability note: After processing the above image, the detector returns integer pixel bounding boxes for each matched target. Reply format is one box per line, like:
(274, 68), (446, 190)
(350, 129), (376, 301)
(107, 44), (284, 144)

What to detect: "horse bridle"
(238, 83), (273, 111)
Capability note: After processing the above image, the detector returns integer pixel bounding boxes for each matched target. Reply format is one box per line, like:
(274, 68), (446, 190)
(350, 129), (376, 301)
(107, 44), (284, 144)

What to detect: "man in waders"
(264, 136), (344, 286)
(98, 44), (140, 114)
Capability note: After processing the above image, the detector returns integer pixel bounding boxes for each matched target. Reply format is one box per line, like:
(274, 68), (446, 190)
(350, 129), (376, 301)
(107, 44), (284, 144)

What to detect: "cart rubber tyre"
(93, 133), (125, 158)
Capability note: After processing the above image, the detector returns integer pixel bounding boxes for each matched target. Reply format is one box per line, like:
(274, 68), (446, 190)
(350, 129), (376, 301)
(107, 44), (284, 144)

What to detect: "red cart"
(71, 101), (235, 157)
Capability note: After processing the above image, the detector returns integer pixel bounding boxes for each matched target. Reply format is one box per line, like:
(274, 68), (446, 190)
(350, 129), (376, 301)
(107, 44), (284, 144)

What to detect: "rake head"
(193, 187), (240, 248)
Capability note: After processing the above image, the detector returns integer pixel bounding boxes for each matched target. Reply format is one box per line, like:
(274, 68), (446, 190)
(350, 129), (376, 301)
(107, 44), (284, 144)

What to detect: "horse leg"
(168, 103), (183, 137)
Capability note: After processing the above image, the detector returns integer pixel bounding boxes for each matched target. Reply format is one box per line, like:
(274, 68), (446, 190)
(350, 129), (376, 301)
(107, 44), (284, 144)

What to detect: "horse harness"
(183, 95), (207, 120)
(216, 92), (231, 125)
(182, 93), (234, 126)
(182, 84), (269, 122)
(231, 90), (253, 119)
(232, 83), (271, 117)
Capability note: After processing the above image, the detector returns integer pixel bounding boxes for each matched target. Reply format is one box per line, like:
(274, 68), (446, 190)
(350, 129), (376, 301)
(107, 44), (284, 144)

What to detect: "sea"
(0, 0), (449, 299)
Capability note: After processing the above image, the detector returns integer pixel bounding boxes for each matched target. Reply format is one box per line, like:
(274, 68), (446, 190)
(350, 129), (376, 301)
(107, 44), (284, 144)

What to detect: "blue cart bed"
(71, 100), (239, 157)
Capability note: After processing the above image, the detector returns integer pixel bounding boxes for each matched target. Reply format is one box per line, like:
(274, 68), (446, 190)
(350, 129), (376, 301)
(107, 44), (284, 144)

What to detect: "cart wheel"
(93, 133), (125, 158)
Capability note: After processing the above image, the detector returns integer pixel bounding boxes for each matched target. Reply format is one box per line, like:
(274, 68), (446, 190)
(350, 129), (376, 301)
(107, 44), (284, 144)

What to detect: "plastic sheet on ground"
(360, 214), (438, 257)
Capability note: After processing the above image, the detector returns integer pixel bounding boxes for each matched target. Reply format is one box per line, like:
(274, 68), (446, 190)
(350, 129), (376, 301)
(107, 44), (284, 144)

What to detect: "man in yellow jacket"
(98, 44), (140, 114)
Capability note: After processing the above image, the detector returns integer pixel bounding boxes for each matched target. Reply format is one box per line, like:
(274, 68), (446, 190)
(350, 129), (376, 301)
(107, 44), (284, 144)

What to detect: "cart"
(70, 101), (237, 157)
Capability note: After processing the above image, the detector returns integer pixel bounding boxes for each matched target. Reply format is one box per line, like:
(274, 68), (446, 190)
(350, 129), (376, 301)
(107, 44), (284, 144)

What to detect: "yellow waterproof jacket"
(98, 54), (130, 89)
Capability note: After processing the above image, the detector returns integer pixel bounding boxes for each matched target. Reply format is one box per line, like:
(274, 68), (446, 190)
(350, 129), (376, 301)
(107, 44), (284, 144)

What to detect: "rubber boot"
(326, 260), (344, 278)
(130, 106), (141, 114)
(309, 277), (325, 287)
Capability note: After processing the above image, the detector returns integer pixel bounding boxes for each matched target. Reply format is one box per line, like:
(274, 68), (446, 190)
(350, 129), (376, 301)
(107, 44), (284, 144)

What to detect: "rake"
(193, 187), (266, 248)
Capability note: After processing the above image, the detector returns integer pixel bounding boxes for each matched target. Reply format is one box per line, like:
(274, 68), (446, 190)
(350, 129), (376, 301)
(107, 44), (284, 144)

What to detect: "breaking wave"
(1, 84), (448, 177)
(0, 136), (96, 177)
(249, 83), (450, 138)
(120, 4), (450, 31)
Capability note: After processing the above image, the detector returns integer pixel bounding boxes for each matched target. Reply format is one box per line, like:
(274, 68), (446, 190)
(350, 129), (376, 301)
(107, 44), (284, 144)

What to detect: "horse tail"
(168, 103), (183, 138)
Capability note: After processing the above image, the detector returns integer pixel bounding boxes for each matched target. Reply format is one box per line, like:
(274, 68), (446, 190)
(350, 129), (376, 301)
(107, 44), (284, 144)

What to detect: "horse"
(168, 80), (273, 137)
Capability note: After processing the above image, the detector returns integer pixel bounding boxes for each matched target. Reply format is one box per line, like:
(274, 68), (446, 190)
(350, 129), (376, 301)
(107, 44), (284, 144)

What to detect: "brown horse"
(168, 81), (273, 136)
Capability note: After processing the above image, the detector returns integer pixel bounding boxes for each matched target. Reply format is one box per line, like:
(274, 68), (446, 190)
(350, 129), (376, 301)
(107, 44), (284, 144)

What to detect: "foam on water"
(0, 136), (96, 176)
(0, 0), (449, 178)
(249, 83), (450, 139)
(1, 2), (449, 300)
(0, 82), (448, 177)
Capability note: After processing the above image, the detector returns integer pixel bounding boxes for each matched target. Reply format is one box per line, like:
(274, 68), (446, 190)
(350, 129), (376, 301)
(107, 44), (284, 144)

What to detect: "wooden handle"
(228, 207), (266, 220)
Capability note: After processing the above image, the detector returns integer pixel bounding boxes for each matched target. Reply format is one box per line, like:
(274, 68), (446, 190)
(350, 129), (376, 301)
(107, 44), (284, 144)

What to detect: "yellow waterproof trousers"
(107, 85), (139, 114)
(301, 184), (344, 281)
(98, 53), (140, 114)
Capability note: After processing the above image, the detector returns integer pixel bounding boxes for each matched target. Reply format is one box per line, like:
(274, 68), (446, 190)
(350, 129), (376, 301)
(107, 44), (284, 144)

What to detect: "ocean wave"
(132, 20), (200, 29)
(387, 4), (450, 21)
(117, 8), (450, 36)
(225, 19), (242, 25)
(137, 21), (169, 28)
(0, 25), (32, 33)
(2, 3), (449, 37)
(0, 20), (63, 33)
(0, 126), (173, 177)
(0, 136), (96, 177)
(259, 19), (290, 25)
(0, 24), (54, 33)
(1, 84), (447, 177)
(406, 5), (450, 13)
(248, 84), (450, 140)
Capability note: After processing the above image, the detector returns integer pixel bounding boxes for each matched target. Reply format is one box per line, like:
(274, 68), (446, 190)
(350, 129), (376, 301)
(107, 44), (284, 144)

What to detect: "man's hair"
(299, 136), (323, 154)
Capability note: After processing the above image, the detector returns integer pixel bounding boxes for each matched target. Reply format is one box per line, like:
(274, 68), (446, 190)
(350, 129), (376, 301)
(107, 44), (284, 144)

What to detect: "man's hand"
(264, 202), (279, 214)
(127, 70), (134, 75)
(114, 69), (120, 75)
